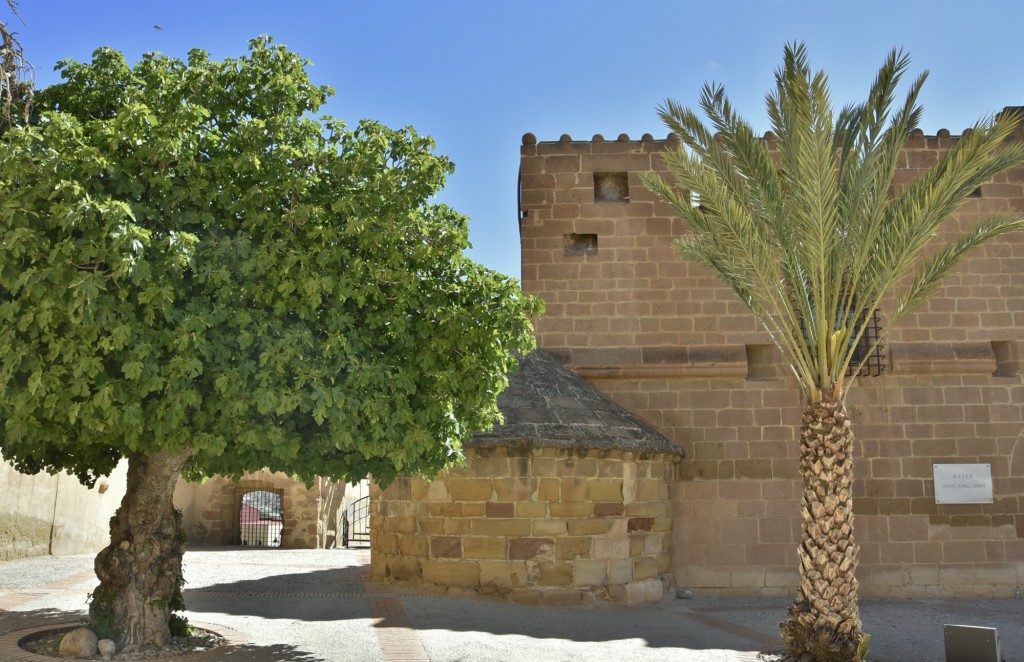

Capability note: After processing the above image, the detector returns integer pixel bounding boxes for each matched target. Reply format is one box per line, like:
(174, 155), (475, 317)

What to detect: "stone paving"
(1, 547), (1022, 661)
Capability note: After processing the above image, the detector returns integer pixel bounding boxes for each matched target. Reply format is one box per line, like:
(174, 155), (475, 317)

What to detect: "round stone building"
(370, 350), (685, 606)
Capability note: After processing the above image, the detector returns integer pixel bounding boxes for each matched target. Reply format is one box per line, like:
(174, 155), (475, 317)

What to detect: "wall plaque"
(933, 463), (993, 504)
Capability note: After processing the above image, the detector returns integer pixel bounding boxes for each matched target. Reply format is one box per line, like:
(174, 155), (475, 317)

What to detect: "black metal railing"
(342, 495), (370, 548)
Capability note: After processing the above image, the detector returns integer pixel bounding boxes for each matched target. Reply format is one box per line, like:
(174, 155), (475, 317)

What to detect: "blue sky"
(10, 1), (1024, 278)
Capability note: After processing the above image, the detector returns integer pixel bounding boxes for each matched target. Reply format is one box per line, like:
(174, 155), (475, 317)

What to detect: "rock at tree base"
(98, 638), (117, 657)
(59, 627), (98, 658)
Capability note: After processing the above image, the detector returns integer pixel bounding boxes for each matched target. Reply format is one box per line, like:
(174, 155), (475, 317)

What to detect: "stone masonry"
(174, 470), (340, 549)
(371, 445), (680, 606)
(518, 121), (1024, 598)
(372, 350), (685, 604)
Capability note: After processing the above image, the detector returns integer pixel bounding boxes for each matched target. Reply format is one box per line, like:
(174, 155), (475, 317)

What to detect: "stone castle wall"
(174, 471), (342, 549)
(0, 460), (343, 559)
(372, 445), (682, 605)
(518, 127), (1024, 598)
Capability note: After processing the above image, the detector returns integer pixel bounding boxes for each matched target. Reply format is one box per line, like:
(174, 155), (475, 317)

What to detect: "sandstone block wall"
(174, 471), (340, 549)
(519, 128), (1024, 597)
(372, 445), (681, 605)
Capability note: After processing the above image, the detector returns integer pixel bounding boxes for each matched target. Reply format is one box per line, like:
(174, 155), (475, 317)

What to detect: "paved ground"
(1, 547), (1022, 661)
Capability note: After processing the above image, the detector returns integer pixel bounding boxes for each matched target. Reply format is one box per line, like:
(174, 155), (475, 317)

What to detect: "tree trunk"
(90, 449), (191, 652)
(781, 396), (867, 661)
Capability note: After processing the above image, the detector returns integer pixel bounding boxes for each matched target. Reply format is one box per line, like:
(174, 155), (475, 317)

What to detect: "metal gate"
(342, 495), (370, 548)
(239, 489), (283, 547)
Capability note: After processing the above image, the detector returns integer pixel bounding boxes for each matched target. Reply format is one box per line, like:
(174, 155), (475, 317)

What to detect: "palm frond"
(645, 42), (1024, 402)
(891, 213), (1024, 325)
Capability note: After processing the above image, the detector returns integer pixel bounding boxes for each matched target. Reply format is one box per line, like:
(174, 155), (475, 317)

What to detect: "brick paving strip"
(366, 598), (430, 662)
(684, 610), (778, 651)
(361, 572), (430, 662)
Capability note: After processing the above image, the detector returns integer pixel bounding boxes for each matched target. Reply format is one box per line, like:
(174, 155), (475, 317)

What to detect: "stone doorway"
(238, 489), (284, 547)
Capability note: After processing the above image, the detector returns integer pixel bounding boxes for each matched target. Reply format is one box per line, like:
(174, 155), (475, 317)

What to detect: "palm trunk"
(780, 395), (867, 662)
(90, 449), (191, 651)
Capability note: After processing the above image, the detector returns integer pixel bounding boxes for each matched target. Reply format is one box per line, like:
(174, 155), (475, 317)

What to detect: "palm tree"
(642, 43), (1024, 662)
(1, 0), (33, 129)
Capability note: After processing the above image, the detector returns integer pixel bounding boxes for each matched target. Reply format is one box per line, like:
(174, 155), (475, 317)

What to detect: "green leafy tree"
(0, 37), (539, 650)
(643, 44), (1024, 661)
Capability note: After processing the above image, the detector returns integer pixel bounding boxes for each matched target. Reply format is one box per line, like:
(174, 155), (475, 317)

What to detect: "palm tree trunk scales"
(781, 395), (866, 661)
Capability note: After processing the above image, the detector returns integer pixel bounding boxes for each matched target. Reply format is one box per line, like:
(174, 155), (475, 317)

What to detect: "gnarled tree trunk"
(781, 397), (866, 662)
(90, 448), (191, 651)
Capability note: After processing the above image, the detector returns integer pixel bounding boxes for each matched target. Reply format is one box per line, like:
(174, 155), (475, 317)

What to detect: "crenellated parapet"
(516, 110), (1024, 599)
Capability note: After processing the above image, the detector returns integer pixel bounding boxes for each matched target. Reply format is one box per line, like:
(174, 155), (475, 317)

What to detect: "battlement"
(519, 113), (1024, 231)
(520, 128), (995, 154)
(521, 105), (1024, 149)
(516, 105), (1024, 601)
(518, 107), (1024, 369)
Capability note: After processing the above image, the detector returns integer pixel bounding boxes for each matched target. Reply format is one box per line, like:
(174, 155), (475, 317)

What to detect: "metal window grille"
(798, 301), (887, 379)
(848, 307), (886, 377)
(239, 489), (284, 548)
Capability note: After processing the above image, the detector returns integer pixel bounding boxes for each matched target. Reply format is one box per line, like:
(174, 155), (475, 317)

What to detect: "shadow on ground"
(184, 567), (771, 655)
(0, 608), (329, 661)
(0, 608), (84, 635)
(401, 595), (770, 651)
(185, 567), (364, 598)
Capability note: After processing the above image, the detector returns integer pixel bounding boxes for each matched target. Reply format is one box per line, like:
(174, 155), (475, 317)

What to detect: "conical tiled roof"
(469, 351), (684, 457)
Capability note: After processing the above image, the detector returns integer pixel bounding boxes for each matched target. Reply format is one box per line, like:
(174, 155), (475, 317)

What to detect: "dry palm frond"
(1, 0), (33, 129)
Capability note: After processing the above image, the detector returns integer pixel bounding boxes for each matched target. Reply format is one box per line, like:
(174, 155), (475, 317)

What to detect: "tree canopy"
(0, 36), (540, 489)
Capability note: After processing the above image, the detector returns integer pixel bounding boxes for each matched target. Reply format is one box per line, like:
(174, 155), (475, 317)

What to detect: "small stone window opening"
(991, 340), (1020, 377)
(745, 344), (781, 381)
(564, 233), (598, 256)
(594, 172), (629, 202)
